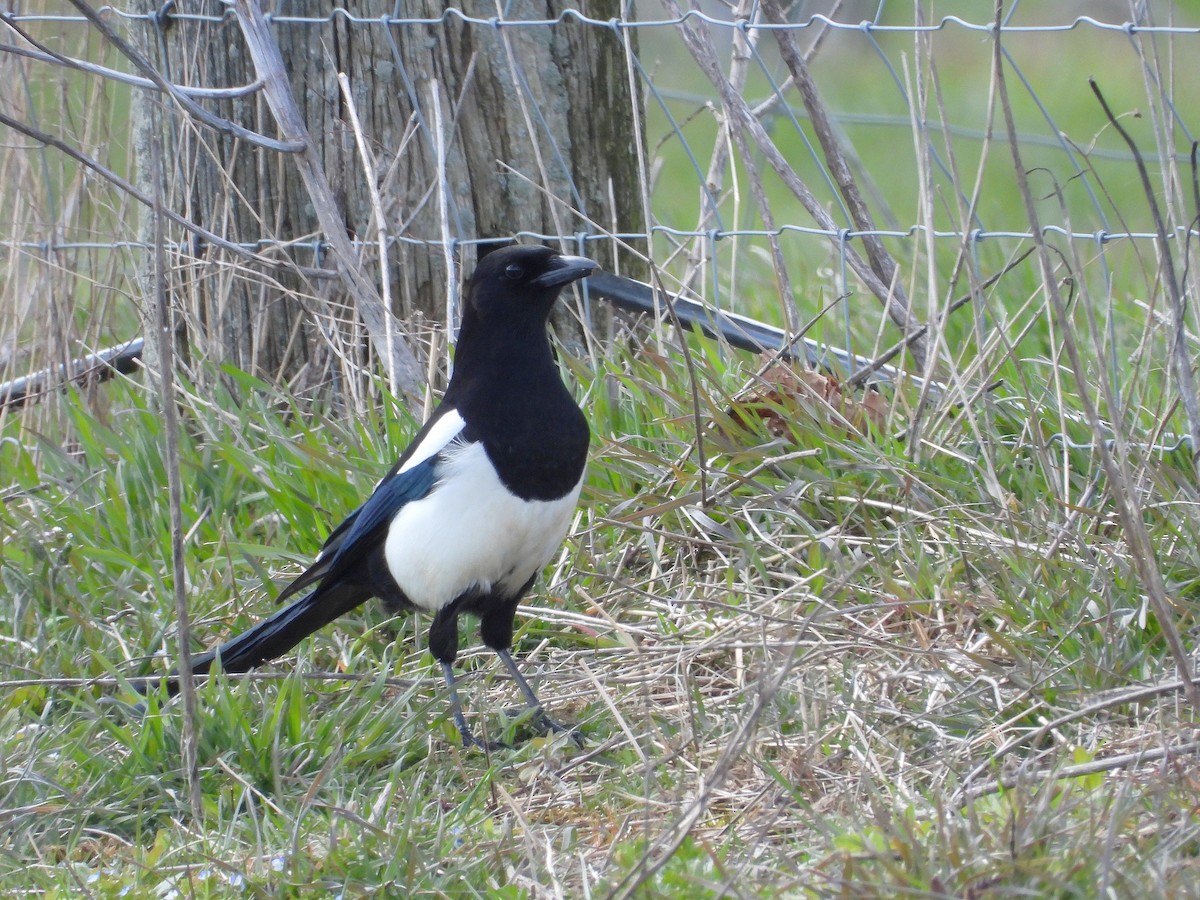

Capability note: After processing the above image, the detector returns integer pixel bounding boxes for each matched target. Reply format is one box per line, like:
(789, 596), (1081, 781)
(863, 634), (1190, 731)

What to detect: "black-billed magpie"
(148, 245), (597, 747)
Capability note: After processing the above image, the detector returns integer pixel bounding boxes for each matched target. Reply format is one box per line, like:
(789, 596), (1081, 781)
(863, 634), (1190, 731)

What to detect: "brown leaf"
(725, 358), (888, 439)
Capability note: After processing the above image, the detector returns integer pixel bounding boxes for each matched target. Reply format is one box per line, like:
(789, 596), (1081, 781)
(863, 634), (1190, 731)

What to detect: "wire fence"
(8, 8), (1200, 891)
(9, 4), (1200, 33)
(2, 1), (1199, 450)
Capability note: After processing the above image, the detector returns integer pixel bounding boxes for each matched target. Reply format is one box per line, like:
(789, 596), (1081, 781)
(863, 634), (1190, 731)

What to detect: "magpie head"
(465, 245), (599, 326)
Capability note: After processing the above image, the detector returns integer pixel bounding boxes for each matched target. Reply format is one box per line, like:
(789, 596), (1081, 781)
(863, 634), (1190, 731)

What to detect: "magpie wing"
(271, 407), (466, 606)
(272, 457), (438, 605)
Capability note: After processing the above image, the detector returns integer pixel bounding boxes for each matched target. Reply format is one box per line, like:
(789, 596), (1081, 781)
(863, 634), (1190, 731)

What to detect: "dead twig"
(64, 0), (302, 153)
(847, 247), (1035, 388)
(957, 675), (1200, 802)
(760, 0), (914, 340)
(1090, 78), (1200, 479)
(0, 110), (268, 262)
(661, 0), (929, 369)
(961, 739), (1200, 802)
(991, 0), (1200, 710)
(146, 101), (202, 821)
(232, 0), (424, 404)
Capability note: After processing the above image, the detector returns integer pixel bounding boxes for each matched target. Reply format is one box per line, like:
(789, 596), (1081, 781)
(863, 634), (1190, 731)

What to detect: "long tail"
(142, 580), (370, 696)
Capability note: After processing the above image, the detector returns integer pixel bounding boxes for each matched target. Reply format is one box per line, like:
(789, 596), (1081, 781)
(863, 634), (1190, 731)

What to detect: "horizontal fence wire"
(2, 3), (1199, 460)
(2, 7), (1194, 257)
(2, 226), (1200, 262)
(6, 7), (1200, 35)
(2, 224), (1199, 257)
(2, 6), (1192, 244)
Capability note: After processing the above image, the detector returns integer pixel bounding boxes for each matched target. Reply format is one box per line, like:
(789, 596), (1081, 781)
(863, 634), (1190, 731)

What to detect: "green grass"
(4, 4), (1200, 897)
(2, 331), (1199, 895)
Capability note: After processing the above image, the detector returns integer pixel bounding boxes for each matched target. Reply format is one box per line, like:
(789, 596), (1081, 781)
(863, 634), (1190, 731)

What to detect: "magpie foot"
(501, 706), (584, 748)
(456, 726), (508, 752)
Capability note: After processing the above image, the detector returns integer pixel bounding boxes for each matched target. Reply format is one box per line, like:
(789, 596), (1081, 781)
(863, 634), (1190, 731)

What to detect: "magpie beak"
(530, 254), (599, 289)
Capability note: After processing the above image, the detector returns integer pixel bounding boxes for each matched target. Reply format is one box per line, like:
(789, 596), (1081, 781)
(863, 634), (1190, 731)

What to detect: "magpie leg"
(494, 649), (581, 746)
(439, 661), (483, 749)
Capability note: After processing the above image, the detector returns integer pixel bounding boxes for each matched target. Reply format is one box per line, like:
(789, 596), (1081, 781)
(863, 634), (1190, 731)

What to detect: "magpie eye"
(504, 263), (524, 281)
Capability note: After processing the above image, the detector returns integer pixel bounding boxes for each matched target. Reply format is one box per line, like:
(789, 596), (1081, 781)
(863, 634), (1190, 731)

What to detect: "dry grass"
(2, 2), (1200, 897)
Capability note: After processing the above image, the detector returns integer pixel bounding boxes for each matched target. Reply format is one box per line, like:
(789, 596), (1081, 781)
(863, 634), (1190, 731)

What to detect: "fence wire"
(2, 2), (1199, 457)
(2, 6), (1194, 249)
(8, 6), (1200, 34)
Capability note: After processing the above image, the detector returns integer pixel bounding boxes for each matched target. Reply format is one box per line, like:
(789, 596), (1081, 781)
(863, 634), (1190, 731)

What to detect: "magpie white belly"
(382, 441), (582, 611)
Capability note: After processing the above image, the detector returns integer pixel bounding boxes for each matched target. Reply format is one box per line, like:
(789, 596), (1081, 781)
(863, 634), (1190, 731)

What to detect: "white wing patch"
(398, 409), (467, 475)
(315, 409), (469, 565)
(383, 441), (582, 611)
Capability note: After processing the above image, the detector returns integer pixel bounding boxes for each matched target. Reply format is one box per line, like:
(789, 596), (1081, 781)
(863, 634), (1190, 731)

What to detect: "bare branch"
(63, 0), (304, 153)
(145, 95), (203, 822)
(962, 739), (1200, 802)
(0, 108), (271, 262)
(759, 0), (910, 310)
(231, 0), (425, 402)
(660, 0), (929, 369)
(848, 247), (1036, 388)
(991, 0), (1200, 710)
(958, 675), (1200, 802)
(0, 11), (263, 98)
(1090, 78), (1200, 476)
